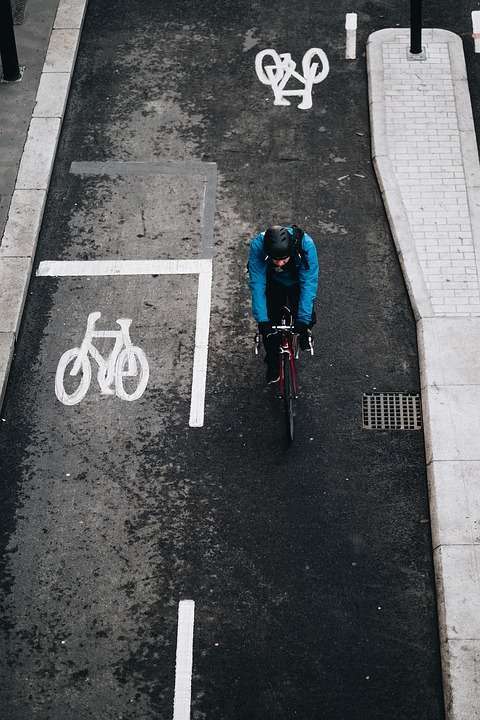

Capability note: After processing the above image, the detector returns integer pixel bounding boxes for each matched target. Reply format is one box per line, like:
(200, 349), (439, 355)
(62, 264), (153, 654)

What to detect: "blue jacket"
(248, 228), (319, 324)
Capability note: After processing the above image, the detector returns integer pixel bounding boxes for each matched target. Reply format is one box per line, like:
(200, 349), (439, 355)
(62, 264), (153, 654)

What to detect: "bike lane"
(0, 1), (444, 719)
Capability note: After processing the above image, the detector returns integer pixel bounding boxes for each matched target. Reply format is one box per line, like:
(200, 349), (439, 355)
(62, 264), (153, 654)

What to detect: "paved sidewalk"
(368, 28), (480, 720)
(0, 0), (86, 406)
(0, 0), (58, 405)
(0, 0), (58, 235)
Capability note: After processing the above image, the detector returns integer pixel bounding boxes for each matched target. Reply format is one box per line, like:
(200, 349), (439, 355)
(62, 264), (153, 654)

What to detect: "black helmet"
(264, 225), (292, 259)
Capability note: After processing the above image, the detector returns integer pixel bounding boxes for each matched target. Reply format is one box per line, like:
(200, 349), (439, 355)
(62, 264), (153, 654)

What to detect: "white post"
(345, 13), (358, 60)
(472, 11), (480, 53)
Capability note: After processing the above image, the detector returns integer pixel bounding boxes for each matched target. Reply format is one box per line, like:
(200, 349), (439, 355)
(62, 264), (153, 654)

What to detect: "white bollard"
(472, 11), (480, 53)
(345, 13), (358, 60)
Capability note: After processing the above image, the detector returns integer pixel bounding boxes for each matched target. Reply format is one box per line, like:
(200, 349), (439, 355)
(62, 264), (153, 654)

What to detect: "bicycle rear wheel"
(283, 354), (295, 443)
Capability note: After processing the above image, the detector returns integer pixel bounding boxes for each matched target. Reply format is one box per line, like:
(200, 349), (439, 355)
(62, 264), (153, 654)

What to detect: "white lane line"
(173, 600), (195, 720)
(189, 266), (212, 427)
(37, 258), (211, 276)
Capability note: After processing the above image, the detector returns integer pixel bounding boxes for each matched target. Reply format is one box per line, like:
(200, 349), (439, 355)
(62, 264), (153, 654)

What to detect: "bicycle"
(255, 307), (313, 443)
(255, 48), (330, 109)
(55, 311), (149, 406)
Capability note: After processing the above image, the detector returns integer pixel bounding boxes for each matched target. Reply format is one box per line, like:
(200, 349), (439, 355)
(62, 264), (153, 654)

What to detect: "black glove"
(294, 321), (309, 335)
(300, 331), (313, 351)
(294, 322), (312, 350)
(258, 321), (274, 337)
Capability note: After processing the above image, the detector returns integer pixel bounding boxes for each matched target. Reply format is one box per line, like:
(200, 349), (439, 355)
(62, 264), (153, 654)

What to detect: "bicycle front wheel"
(115, 347), (149, 401)
(283, 354), (295, 444)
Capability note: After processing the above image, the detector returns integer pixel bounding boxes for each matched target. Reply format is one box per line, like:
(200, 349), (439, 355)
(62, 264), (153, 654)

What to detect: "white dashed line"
(173, 600), (195, 720)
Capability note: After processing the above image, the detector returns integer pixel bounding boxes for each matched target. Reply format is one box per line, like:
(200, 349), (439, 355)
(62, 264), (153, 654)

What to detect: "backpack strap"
(291, 225), (309, 270)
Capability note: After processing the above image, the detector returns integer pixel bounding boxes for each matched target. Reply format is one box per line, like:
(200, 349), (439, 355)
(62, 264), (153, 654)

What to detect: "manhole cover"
(362, 393), (422, 430)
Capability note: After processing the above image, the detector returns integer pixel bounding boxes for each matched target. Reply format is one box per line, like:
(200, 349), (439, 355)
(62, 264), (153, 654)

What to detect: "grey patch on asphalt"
(362, 392), (422, 431)
(70, 161), (217, 258)
(243, 28), (260, 52)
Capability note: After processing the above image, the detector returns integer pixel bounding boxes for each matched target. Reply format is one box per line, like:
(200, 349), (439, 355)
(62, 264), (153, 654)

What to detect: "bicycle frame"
(276, 327), (299, 399)
(71, 312), (136, 389)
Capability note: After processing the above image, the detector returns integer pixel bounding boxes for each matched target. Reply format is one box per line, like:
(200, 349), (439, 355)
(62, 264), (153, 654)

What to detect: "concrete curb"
(368, 28), (480, 720)
(0, 0), (88, 408)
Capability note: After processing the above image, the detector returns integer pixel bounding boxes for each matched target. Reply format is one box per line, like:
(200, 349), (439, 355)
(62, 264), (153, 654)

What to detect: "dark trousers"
(263, 282), (303, 368)
(266, 281), (300, 324)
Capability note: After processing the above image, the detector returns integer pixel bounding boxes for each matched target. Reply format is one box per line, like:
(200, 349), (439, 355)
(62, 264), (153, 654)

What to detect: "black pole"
(410, 0), (422, 54)
(0, 0), (21, 81)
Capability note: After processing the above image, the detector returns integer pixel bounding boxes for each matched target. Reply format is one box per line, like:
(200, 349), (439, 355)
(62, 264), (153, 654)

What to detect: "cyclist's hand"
(294, 322), (312, 351)
(294, 321), (309, 335)
(258, 321), (274, 336)
(299, 331), (313, 351)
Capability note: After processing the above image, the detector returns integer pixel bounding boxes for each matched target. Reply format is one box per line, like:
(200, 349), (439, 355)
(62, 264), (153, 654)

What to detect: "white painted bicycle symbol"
(255, 48), (330, 110)
(55, 311), (149, 406)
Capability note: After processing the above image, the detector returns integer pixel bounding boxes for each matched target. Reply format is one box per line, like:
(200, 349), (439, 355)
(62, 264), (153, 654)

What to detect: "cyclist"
(248, 224), (319, 383)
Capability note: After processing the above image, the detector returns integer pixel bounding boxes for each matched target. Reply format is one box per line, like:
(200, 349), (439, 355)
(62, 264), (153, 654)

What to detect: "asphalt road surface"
(1, 0), (461, 718)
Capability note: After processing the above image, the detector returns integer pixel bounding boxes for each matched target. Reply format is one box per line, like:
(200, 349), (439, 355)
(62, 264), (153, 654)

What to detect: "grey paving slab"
(33, 72), (70, 118)
(0, 189), (46, 257)
(44, 29), (80, 74)
(54, 0), (87, 29)
(418, 317), (480, 387)
(444, 639), (480, 720)
(15, 117), (61, 190)
(434, 545), (480, 638)
(0, 332), (14, 409)
(422, 384), (480, 464)
(428, 461), (480, 547)
(0, 257), (32, 335)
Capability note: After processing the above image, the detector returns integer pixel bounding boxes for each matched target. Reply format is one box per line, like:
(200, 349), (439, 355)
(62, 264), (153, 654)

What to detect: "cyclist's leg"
(267, 280), (289, 324)
(263, 281), (285, 380)
(286, 284), (300, 321)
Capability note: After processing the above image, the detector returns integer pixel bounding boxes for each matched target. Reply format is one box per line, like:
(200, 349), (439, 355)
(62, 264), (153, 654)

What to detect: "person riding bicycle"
(248, 224), (319, 383)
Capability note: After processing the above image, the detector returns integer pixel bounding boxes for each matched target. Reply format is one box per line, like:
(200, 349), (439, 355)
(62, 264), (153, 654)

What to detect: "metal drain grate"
(12, 0), (27, 25)
(362, 393), (422, 430)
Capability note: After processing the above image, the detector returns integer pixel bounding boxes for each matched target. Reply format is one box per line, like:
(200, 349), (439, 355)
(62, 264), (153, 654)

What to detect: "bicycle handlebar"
(254, 329), (314, 356)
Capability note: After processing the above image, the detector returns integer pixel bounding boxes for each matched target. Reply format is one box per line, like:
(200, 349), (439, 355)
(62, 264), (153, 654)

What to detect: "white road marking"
(55, 311), (149, 405)
(37, 258), (212, 276)
(345, 13), (358, 60)
(255, 48), (329, 109)
(189, 264), (212, 427)
(37, 259), (213, 426)
(173, 600), (195, 720)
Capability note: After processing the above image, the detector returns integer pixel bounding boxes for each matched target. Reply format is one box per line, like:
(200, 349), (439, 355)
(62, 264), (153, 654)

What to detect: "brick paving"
(383, 38), (480, 316)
